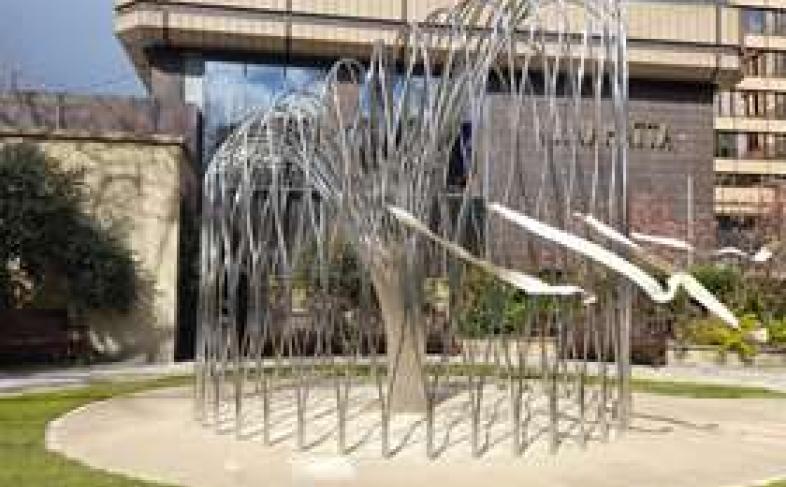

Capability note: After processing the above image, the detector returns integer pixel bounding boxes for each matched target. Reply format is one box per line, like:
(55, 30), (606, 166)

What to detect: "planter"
(667, 341), (786, 368)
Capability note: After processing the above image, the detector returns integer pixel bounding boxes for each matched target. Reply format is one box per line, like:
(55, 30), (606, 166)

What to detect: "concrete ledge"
(668, 343), (786, 368)
(0, 126), (188, 147)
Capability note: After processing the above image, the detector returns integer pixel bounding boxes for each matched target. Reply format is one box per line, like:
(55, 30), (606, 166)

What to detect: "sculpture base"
(47, 385), (786, 487)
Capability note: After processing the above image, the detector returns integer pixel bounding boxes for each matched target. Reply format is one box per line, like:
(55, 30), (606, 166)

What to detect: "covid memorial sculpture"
(196, 0), (737, 459)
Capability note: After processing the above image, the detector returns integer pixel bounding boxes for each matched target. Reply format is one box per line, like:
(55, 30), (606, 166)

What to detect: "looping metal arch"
(197, 0), (640, 459)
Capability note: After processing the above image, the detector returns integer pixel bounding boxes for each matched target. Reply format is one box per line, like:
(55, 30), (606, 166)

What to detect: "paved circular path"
(47, 386), (786, 487)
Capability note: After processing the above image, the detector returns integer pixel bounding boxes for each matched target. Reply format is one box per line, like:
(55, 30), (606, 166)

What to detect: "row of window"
(742, 51), (786, 78)
(715, 131), (786, 159)
(715, 90), (786, 119)
(716, 173), (786, 186)
(743, 9), (786, 36)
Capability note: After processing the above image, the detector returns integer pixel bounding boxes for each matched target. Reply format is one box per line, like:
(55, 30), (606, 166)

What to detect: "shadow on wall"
(0, 92), (200, 364)
(82, 271), (174, 363)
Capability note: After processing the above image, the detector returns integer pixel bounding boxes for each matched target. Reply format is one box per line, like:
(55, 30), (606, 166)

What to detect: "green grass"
(0, 376), (189, 487)
(0, 372), (784, 486)
(630, 379), (786, 399)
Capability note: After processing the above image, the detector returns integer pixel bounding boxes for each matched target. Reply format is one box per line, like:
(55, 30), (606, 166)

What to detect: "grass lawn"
(0, 373), (783, 486)
(630, 378), (786, 399)
(0, 376), (188, 487)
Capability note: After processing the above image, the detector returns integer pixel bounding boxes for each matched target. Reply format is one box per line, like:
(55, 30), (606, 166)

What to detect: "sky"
(0, 0), (145, 96)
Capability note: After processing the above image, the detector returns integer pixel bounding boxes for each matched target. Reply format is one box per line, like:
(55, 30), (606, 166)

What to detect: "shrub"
(690, 264), (743, 301)
(688, 263), (786, 351)
(0, 143), (137, 312)
(766, 318), (786, 348)
(456, 267), (560, 338)
(680, 314), (759, 362)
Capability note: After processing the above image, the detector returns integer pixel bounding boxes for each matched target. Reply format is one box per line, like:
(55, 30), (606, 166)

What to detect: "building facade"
(112, 0), (751, 360)
(115, 0), (741, 235)
(715, 2), (786, 248)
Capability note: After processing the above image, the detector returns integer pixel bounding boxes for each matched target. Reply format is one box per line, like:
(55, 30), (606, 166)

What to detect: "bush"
(690, 264), (743, 301)
(456, 267), (560, 338)
(0, 143), (137, 312)
(688, 263), (786, 350)
(689, 263), (768, 316)
(766, 318), (786, 348)
(680, 314), (760, 362)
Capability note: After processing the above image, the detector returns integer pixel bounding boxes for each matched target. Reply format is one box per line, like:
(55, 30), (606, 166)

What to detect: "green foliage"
(680, 314), (760, 362)
(326, 239), (367, 303)
(457, 267), (536, 337)
(690, 264), (743, 299)
(629, 378), (786, 399)
(293, 236), (373, 310)
(766, 317), (786, 348)
(0, 143), (137, 312)
(687, 263), (786, 352)
(689, 263), (786, 320)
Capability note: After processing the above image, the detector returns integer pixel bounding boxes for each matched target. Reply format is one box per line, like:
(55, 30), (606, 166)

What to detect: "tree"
(0, 143), (137, 312)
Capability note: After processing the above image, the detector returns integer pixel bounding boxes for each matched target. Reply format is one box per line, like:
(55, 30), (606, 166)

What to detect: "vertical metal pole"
(600, 291), (611, 442)
(426, 398), (435, 459)
(687, 174), (695, 267)
(381, 406), (390, 458)
(548, 307), (559, 454)
(617, 285), (633, 432)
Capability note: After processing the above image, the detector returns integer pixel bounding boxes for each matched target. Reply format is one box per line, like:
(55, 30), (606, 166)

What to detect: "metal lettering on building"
(549, 121), (672, 151)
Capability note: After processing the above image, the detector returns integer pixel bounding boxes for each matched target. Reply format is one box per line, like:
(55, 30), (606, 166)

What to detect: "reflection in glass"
(745, 9), (765, 34)
(201, 61), (326, 162)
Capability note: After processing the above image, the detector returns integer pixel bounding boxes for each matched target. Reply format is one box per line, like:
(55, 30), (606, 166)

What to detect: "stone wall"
(0, 92), (198, 362)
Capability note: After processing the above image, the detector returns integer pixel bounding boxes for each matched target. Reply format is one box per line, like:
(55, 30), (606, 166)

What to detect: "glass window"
(776, 11), (786, 35)
(743, 91), (767, 117)
(775, 93), (786, 118)
(773, 53), (784, 76)
(746, 132), (766, 158)
(741, 51), (786, 77)
(743, 9), (786, 35)
(716, 91), (732, 117)
(245, 64), (285, 110)
(773, 134), (786, 157)
(732, 91), (745, 117)
(745, 9), (766, 34)
(284, 66), (325, 93)
(718, 91), (786, 119)
(204, 61), (246, 158)
(713, 131), (786, 159)
(201, 60), (326, 161)
(715, 132), (737, 158)
(743, 52), (762, 76)
(448, 121), (472, 188)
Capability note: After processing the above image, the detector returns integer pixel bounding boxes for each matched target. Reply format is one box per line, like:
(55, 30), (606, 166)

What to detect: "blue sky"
(0, 0), (145, 96)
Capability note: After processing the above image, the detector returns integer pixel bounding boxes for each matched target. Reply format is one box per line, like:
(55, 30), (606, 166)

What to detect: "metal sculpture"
(195, 0), (734, 459)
